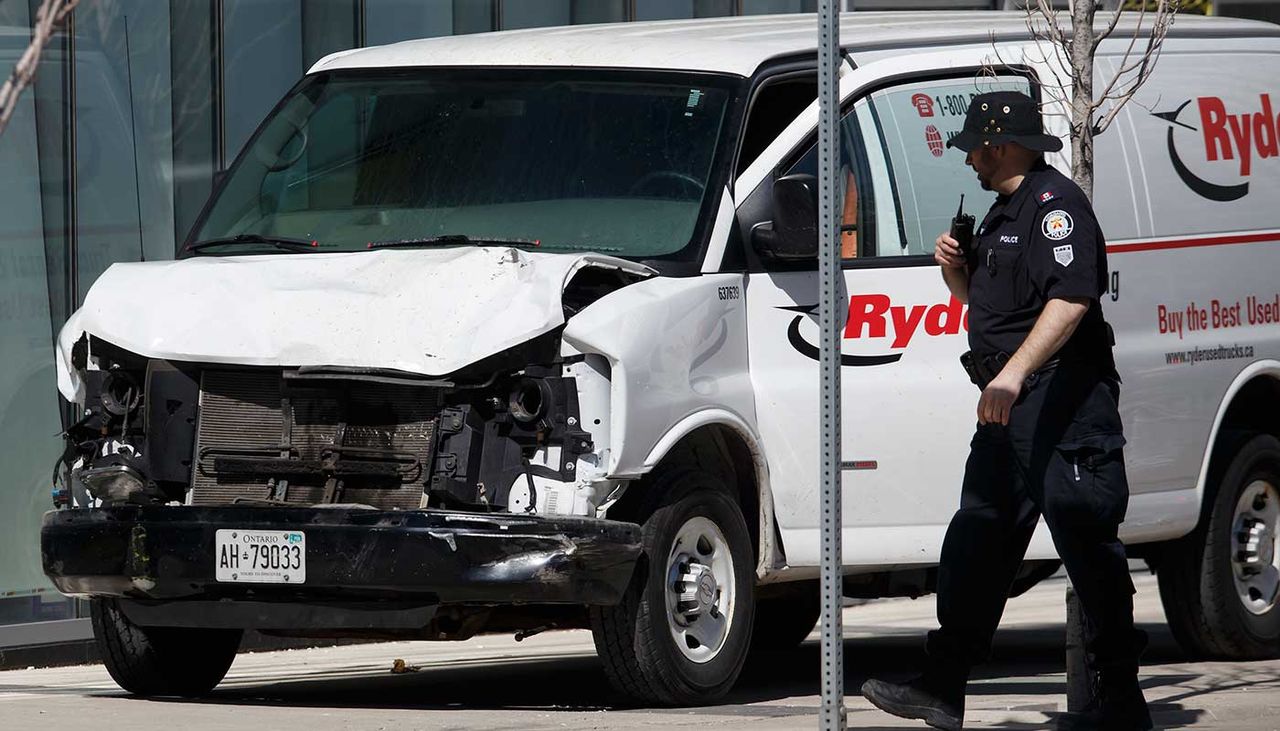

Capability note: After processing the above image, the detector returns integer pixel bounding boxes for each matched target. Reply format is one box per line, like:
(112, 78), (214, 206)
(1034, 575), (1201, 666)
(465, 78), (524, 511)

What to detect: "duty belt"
(960, 351), (1061, 391)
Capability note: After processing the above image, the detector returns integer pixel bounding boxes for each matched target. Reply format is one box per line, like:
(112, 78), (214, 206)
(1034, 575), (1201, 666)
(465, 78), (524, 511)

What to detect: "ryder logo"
(784, 295), (969, 367)
(1153, 94), (1279, 202)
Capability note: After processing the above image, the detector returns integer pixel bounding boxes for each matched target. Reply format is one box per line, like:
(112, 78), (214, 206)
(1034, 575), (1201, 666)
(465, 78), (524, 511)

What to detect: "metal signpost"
(816, 1), (845, 729)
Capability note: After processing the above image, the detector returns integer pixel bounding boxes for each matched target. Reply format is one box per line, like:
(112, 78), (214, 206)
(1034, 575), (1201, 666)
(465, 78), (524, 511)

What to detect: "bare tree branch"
(1092, 3), (1151, 106)
(0, 0), (81, 138)
(1020, 0), (1082, 134)
(993, 0), (1177, 197)
(1093, 9), (1128, 52)
(1090, 1), (1177, 135)
(985, 28), (1070, 117)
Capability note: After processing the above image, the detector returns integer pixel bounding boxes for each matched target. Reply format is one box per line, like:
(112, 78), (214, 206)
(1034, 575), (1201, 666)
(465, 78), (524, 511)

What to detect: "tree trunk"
(1070, 0), (1096, 201)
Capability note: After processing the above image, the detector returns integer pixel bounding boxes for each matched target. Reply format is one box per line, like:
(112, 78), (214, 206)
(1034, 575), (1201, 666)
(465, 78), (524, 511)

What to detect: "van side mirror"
(752, 174), (818, 261)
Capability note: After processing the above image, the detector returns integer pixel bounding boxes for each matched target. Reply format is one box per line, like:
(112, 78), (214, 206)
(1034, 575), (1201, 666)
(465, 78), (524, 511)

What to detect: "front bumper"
(42, 506), (642, 629)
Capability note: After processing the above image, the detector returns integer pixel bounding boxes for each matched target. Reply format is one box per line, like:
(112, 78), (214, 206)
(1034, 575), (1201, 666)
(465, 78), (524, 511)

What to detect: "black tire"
(91, 598), (243, 697)
(748, 582), (820, 656)
(1157, 433), (1280, 659)
(589, 471), (755, 705)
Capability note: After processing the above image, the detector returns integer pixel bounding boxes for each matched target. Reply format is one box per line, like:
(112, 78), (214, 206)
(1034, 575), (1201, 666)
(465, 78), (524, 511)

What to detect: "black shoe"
(861, 673), (965, 731)
(1056, 671), (1153, 731)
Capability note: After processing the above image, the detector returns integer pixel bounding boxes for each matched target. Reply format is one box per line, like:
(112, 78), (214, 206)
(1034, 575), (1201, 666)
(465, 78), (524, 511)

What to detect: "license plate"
(215, 529), (306, 584)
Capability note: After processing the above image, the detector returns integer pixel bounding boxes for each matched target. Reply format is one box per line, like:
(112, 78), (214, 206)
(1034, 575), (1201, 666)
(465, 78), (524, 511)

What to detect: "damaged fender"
(560, 275), (781, 575)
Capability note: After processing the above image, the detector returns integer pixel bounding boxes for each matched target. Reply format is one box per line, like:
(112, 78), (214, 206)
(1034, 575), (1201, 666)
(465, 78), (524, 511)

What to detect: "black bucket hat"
(946, 91), (1063, 153)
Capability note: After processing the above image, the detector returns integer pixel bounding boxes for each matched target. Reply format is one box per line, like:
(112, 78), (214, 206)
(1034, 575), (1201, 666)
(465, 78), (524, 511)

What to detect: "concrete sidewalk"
(0, 573), (1277, 729)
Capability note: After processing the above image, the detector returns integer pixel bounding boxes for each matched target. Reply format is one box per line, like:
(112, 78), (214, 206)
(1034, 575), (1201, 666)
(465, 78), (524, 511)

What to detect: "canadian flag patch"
(1039, 191), (1056, 204)
(1053, 244), (1074, 267)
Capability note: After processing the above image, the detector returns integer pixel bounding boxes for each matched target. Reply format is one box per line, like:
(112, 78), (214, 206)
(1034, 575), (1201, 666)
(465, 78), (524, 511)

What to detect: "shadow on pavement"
(88, 619), (1266, 728)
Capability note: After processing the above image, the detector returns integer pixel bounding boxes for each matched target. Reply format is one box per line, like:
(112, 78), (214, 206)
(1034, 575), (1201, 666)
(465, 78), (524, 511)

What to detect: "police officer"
(860, 91), (1151, 731)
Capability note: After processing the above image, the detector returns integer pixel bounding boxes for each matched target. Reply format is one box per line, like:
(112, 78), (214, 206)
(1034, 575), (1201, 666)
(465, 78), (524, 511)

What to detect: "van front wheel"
(91, 598), (243, 697)
(1157, 433), (1280, 659)
(589, 472), (755, 705)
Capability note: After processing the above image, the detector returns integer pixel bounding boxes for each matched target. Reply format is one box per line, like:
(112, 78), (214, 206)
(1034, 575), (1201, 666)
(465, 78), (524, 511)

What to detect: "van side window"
(859, 75), (1035, 256)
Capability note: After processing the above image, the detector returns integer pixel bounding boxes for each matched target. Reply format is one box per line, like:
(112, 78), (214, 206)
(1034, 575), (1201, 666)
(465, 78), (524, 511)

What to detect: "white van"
(42, 12), (1280, 705)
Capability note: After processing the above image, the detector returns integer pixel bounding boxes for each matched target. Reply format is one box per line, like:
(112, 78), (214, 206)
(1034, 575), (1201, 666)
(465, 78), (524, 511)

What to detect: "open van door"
(737, 47), (1070, 569)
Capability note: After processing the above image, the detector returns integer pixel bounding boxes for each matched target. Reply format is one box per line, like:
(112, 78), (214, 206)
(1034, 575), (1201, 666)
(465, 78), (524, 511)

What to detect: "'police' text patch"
(1053, 244), (1074, 267)
(1042, 210), (1073, 240)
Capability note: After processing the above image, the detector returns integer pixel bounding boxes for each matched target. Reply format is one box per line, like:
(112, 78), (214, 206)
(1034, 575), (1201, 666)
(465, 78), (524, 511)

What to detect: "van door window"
(783, 100), (883, 259)
(784, 74), (1035, 260)
(860, 75), (1035, 256)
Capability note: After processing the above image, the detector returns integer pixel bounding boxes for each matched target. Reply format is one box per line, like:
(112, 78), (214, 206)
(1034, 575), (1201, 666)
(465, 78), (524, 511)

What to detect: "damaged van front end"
(42, 246), (652, 639)
(40, 60), (749, 701)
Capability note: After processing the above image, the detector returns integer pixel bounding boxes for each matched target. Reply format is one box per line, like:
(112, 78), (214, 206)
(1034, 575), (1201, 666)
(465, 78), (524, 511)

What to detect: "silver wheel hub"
(1231, 479), (1280, 616)
(664, 516), (736, 664)
(675, 562), (718, 619)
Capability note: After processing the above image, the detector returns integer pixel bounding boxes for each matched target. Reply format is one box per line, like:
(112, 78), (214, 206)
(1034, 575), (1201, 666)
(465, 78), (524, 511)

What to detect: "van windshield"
(189, 69), (734, 259)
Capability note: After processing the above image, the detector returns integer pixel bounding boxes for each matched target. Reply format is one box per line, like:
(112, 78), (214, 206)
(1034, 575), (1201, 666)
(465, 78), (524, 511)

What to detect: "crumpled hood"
(57, 246), (651, 400)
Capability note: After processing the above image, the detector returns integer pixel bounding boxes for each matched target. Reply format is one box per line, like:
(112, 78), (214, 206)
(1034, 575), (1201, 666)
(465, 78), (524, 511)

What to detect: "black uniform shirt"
(966, 161), (1111, 361)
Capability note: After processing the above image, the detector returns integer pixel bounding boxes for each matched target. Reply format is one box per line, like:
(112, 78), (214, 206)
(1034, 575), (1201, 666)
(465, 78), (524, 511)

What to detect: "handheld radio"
(950, 195), (975, 256)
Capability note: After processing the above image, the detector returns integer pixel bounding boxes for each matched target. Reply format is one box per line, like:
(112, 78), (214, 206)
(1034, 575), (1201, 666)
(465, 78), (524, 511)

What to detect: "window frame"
(735, 63), (1042, 274)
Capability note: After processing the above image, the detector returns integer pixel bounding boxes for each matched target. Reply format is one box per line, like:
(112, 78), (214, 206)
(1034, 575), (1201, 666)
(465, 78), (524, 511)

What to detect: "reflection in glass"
(366, 0), (454, 45)
(743, 0), (817, 12)
(75, 1), (176, 292)
(453, 0), (494, 34)
(223, 0), (304, 157)
(502, 0), (571, 29)
(170, 0), (217, 244)
(636, 0), (695, 19)
(0, 3), (73, 625)
(302, 0), (358, 69)
(572, 1), (629, 24)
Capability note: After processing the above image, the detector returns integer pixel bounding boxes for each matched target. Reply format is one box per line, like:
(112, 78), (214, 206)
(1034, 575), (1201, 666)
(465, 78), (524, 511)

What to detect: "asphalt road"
(2, 573), (1278, 730)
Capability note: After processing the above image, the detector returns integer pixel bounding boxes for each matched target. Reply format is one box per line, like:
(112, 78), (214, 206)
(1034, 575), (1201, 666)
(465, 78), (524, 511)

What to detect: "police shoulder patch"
(1053, 244), (1074, 267)
(1042, 209), (1073, 240)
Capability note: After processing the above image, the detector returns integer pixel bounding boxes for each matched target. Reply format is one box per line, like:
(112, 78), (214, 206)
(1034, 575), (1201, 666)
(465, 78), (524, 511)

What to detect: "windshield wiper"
(186, 234), (319, 254)
(366, 234), (541, 250)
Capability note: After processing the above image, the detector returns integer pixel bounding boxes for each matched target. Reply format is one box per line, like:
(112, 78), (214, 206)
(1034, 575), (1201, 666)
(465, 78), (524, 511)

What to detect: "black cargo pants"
(926, 362), (1144, 675)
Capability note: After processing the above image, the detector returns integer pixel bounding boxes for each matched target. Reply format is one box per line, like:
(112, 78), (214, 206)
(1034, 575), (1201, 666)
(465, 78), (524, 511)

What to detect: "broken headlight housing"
(428, 365), (597, 512)
(55, 338), (173, 507)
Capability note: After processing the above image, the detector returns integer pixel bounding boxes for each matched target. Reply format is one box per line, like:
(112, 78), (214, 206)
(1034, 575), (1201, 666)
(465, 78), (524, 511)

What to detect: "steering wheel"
(627, 170), (706, 197)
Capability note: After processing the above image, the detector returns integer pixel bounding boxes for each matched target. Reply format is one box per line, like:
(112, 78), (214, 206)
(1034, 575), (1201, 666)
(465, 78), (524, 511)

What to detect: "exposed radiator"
(190, 370), (442, 510)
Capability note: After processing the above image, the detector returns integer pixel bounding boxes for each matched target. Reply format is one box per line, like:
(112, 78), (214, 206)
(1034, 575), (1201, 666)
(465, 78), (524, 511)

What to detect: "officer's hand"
(935, 232), (966, 269)
(977, 370), (1023, 426)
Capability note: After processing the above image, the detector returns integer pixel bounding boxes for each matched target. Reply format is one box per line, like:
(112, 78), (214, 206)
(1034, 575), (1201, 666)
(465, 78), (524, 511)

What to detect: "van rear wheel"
(1157, 433), (1280, 659)
(589, 471), (755, 705)
(91, 598), (243, 697)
